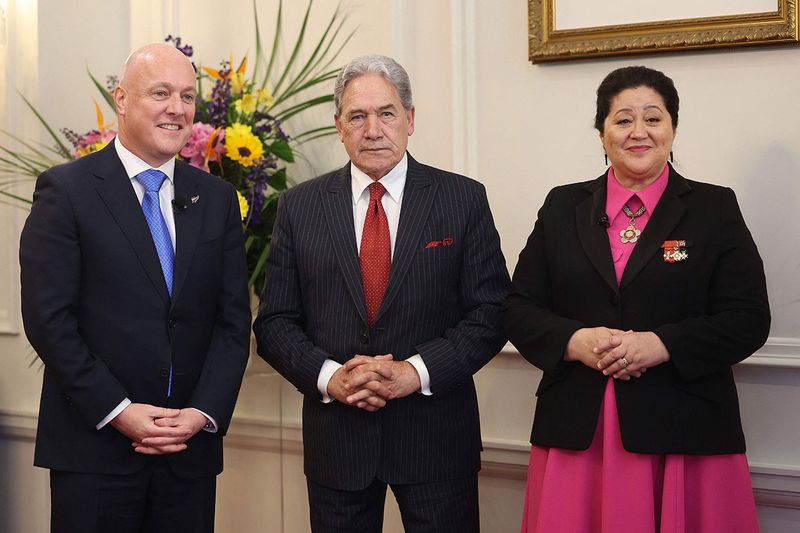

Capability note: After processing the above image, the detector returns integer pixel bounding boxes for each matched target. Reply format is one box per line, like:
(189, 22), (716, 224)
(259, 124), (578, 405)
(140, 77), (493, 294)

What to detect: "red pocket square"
(424, 237), (454, 249)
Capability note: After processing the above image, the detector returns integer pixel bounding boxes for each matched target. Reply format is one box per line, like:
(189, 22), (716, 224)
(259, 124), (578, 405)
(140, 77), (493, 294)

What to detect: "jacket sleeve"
(186, 184), (251, 434)
(20, 170), (128, 427)
(655, 187), (770, 381)
(414, 184), (512, 394)
(503, 188), (584, 375)
(252, 192), (335, 398)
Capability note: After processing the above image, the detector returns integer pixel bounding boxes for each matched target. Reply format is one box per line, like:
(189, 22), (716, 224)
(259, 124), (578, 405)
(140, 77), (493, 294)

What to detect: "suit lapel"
(321, 164), (369, 325)
(576, 175), (619, 294)
(92, 144), (170, 302)
(620, 166), (691, 290)
(171, 163), (202, 305)
(376, 155), (435, 325)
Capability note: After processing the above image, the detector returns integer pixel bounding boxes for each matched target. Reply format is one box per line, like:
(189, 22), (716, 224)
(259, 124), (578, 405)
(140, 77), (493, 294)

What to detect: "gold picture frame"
(529, 0), (799, 63)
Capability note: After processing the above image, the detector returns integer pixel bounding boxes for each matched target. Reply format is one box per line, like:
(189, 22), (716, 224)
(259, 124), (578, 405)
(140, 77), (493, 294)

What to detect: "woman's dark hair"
(594, 66), (679, 133)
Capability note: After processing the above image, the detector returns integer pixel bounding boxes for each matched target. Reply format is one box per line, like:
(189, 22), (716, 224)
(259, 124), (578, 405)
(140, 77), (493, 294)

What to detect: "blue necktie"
(134, 169), (175, 396)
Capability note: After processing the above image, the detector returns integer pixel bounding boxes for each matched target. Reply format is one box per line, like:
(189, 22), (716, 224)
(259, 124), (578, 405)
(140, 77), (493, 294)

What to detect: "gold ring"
(619, 357), (629, 368)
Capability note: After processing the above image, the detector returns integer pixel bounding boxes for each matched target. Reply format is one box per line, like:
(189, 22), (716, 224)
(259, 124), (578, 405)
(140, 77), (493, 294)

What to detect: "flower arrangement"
(0, 0), (353, 293)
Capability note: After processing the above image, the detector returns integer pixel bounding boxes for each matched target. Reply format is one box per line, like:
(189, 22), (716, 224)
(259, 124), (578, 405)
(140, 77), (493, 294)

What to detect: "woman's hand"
(594, 331), (670, 380)
(564, 327), (627, 370)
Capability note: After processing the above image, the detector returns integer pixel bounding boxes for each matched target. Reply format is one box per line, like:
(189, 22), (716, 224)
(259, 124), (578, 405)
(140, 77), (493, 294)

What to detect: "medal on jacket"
(619, 203), (646, 243)
(661, 240), (689, 262)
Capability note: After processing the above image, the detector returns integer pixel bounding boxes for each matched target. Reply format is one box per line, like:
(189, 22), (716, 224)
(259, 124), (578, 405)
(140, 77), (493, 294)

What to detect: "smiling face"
(601, 86), (675, 191)
(334, 73), (415, 180)
(114, 44), (196, 167)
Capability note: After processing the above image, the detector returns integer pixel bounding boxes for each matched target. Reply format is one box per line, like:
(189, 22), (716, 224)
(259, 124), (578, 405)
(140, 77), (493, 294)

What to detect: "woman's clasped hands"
(565, 327), (670, 380)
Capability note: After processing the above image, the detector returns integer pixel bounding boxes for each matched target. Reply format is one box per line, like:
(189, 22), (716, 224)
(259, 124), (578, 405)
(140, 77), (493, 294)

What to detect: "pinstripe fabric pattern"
(254, 154), (511, 491)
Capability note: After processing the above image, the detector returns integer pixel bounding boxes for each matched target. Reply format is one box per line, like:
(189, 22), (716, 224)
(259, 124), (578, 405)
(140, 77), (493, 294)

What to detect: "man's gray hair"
(334, 55), (413, 115)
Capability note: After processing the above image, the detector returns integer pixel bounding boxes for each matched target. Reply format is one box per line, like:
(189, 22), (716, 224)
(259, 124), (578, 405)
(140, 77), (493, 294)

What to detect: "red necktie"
(360, 182), (391, 327)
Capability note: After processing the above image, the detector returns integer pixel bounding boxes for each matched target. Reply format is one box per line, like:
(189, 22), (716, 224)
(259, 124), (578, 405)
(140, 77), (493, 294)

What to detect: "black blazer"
(20, 142), (251, 477)
(504, 165), (770, 455)
(254, 155), (511, 490)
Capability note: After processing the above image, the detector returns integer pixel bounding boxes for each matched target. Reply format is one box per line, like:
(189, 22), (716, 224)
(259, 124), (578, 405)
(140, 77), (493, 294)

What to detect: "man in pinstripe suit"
(254, 55), (510, 533)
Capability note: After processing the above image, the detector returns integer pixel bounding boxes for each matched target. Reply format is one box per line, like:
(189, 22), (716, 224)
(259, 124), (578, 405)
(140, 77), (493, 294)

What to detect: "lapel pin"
(661, 240), (689, 263)
(191, 195), (200, 204)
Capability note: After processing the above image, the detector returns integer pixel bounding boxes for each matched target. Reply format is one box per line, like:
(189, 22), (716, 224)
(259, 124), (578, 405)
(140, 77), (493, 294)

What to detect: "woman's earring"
(670, 150), (674, 163)
(604, 153), (608, 166)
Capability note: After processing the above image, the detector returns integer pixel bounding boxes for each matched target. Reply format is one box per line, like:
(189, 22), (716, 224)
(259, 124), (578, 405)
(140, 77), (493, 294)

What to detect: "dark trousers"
(307, 475), (479, 533)
(50, 459), (216, 533)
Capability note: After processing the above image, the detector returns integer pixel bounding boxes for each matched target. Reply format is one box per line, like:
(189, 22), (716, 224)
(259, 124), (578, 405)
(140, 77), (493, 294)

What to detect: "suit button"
(160, 368), (170, 378)
(609, 294), (619, 305)
(168, 319), (177, 328)
(360, 333), (369, 344)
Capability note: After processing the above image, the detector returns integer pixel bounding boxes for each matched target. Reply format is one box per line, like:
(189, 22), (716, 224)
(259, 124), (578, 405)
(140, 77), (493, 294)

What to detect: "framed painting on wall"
(529, 0), (799, 63)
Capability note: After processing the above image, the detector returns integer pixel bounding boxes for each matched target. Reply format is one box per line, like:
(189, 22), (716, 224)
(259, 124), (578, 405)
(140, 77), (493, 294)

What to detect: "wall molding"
(449, 0), (478, 177)
(498, 336), (800, 369)
(2, 408), (796, 509)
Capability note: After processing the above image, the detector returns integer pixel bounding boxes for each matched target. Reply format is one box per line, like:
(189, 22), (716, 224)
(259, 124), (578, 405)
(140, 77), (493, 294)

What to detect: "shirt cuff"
(407, 354), (432, 396)
(96, 398), (131, 430)
(189, 408), (218, 433)
(317, 359), (342, 403)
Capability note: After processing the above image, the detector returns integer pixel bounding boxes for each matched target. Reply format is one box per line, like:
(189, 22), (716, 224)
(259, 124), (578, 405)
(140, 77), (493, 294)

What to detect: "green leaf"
(268, 140), (294, 162)
(273, 94), (334, 123)
(0, 189), (33, 204)
(261, 0), (284, 89)
(272, 0), (313, 96)
(248, 242), (272, 287)
(17, 92), (73, 159)
(269, 169), (287, 190)
(87, 68), (116, 110)
(291, 125), (337, 143)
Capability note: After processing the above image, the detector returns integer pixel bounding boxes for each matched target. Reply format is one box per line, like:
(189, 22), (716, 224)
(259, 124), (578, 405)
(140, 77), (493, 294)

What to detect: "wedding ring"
(619, 357), (629, 368)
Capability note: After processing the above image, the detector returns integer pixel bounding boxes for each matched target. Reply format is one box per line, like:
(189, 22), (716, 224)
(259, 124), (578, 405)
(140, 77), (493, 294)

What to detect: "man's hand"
(328, 355), (394, 412)
(109, 403), (189, 454)
(133, 409), (209, 455)
(348, 359), (421, 403)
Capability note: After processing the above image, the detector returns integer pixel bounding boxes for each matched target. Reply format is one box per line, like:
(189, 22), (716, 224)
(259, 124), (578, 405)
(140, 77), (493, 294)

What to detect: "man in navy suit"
(20, 43), (250, 533)
(254, 55), (510, 533)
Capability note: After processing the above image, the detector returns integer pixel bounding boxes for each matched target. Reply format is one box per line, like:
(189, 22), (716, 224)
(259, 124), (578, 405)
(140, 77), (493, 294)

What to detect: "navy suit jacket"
(505, 165), (770, 454)
(254, 155), (511, 490)
(20, 142), (251, 478)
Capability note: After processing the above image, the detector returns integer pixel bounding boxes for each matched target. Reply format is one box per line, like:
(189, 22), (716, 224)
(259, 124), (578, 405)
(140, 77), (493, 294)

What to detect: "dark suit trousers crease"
(50, 459), (215, 533)
(307, 475), (479, 533)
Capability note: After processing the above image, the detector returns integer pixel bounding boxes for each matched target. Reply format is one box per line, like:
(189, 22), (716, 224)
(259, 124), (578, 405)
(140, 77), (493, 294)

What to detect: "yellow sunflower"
(224, 123), (264, 167)
(236, 190), (250, 220)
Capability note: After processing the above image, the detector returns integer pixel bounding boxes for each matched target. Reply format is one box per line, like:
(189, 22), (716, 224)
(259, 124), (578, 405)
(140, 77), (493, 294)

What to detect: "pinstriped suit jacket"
(254, 154), (511, 490)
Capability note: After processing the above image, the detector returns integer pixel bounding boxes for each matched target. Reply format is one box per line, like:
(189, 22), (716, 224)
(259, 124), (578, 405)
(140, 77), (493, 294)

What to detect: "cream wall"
(1, 1), (799, 532)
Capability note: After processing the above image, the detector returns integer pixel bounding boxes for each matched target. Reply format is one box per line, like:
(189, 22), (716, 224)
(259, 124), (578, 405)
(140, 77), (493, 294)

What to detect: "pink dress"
(520, 167), (759, 533)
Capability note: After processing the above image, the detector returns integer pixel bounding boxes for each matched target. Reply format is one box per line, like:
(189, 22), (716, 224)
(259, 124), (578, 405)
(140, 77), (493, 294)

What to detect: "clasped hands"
(110, 403), (208, 455)
(327, 354), (421, 412)
(564, 327), (670, 380)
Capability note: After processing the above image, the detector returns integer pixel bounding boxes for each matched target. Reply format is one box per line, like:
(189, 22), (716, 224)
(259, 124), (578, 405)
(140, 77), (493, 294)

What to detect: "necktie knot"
(368, 182), (386, 202)
(135, 169), (167, 193)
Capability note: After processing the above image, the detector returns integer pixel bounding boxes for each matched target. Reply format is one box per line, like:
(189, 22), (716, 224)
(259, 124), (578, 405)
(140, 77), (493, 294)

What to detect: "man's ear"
(334, 114), (344, 142)
(114, 86), (126, 117)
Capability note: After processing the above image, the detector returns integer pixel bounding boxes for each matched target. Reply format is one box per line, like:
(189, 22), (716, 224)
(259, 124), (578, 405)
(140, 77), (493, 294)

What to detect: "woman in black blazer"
(505, 66), (770, 533)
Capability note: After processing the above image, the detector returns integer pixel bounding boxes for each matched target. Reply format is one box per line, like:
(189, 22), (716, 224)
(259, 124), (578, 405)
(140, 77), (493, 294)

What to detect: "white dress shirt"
(317, 154), (433, 401)
(95, 139), (217, 432)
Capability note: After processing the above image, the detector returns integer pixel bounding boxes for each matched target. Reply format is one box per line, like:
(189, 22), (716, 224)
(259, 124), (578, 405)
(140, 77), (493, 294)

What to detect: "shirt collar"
(606, 164), (669, 218)
(114, 137), (176, 184)
(351, 153), (408, 205)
